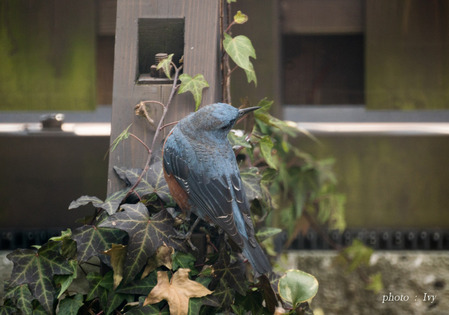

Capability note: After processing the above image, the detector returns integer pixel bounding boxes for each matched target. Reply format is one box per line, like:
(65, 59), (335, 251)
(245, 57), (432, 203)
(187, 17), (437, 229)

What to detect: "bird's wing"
(163, 137), (245, 248)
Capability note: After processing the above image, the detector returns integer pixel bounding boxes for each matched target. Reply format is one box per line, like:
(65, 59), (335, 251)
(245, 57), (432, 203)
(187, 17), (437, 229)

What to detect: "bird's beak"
(238, 106), (260, 118)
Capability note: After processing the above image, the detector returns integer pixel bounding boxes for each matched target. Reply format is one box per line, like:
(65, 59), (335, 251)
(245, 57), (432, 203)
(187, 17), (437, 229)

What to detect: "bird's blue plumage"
(163, 103), (271, 274)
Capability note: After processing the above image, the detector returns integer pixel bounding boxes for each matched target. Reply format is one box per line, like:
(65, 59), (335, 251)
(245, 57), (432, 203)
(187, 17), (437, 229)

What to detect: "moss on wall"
(0, 0), (96, 111)
(297, 135), (449, 228)
(365, 0), (449, 110)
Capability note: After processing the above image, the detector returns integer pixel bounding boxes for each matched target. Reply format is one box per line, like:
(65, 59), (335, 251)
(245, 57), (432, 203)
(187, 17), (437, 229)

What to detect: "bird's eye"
(221, 119), (235, 130)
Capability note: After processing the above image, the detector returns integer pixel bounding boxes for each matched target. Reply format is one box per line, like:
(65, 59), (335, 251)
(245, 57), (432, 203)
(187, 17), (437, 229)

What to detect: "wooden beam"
(107, 0), (221, 193)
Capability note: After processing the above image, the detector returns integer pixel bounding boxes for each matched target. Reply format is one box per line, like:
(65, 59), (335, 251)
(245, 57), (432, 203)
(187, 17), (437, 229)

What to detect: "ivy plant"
(1, 2), (380, 315)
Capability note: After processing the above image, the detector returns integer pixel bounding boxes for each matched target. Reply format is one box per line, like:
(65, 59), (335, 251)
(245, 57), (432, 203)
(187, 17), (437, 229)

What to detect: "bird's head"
(185, 103), (259, 138)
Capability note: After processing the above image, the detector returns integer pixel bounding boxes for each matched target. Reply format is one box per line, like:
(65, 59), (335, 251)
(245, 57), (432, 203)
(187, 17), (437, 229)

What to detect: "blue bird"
(162, 103), (271, 274)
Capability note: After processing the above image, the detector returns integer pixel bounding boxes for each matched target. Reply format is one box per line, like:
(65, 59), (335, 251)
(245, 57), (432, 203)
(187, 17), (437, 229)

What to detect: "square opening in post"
(137, 18), (185, 84)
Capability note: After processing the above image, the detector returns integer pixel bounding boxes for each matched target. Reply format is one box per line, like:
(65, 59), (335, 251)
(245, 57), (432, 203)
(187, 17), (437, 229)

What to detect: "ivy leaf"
(110, 124), (132, 153)
(104, 244), (127, 289)
(203, 279), (233, 309)
(172, 251), (197, 273)
(143, 269), (212, 315)
(4, 284), (33, 315)
(223, 33), (257, 85)
(211, 249), (247, 296)
(72, 225), (127, 265)
(256, 227), (283, 242)
(99, 203), (187, 284)
(240, 167), (262, 201)
(57, 294), (84, 315)
(101, 189), (129, 214)
(116, 271), (157, 296)
(7, 242), (74, 314)
(69, 195), (103, 210)
(105, 292), (134, 315)
(228, 129), (252, 149)
(278, 269), (319, 307)
(156, 53), (174, 79)
(0, 301), (19, 315)
(54, 260), (78, 299)
(113, 159), (173, 204)
(124, 304), (169, 315)
(234, 11), (248, 24)
(338, 239), (374, 272)
(259, 136), (277, 170)
(86, 272), (112, 309)
(243, 64), (257, 85)
(69, 191), (128, 215)
(366, 272), (383, 293)
(178, 73), (209, 111)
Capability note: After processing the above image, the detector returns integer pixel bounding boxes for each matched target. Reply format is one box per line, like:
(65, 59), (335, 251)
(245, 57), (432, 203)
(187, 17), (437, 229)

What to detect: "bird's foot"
(170, 230), (197, 251)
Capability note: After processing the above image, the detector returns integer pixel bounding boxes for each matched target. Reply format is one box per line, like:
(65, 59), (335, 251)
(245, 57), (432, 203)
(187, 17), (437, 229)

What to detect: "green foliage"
(156, 53), (174, 79)
(1, 2), (381, 314)
(228, 99), (346, 241)
(6, 242), (74, 314)
(233, 10), (248, 24)
(278, 270), (319, 308)
(178, 73), (210, 111)
(223, 33), (257, 85)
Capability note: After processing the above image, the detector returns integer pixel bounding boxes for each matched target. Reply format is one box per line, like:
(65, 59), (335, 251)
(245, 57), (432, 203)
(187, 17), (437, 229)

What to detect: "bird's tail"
(242, 238), (272, 275)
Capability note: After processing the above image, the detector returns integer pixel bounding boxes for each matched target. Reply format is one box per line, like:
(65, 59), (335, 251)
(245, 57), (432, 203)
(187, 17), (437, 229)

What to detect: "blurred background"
(1, 0), (448, 313)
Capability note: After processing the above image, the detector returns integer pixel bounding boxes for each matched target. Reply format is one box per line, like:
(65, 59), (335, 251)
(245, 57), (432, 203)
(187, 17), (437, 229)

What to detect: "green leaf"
(228, 129), (251, 149)
(240, 167), (262, 201)
(233, 11), (248, 24)
(72, 225), (127, 265)
(366, 272), (383, 293)
(7, 242), (74, 314)
(4, 284), (33, 315)
(278, 269), (319, 307)
(203, 279), (233, 309)
(227, 0), (236, 3)
(113, 159), (173, 204)
(99, 203), (187, 283)
(125, 304), (169, 315)
(116, 272), (157, 295)
(172, 252), (196, 272)
(259, 136), (277, 169)
(178, 74), (209, 111)
(105, 293), (133, 315)
(223, 33), (257, 85)
(156, 53), (173, 79)
(111, 124), (132, 153)
(0, 303), (18, 315)
(243, 64), (257, 85)
(211, 249), (247, 296)
(68, 195), (103, 210)
(255, 227), (283, 242)
(101, 189), (130, 214)
(69, 192), (128, 215)
(57, 294), (84, 315)
(104, 244), (127, 289)
(86, 272), (111, 309)
(54, 260), (78, 299)
(340, 239), (374, 272)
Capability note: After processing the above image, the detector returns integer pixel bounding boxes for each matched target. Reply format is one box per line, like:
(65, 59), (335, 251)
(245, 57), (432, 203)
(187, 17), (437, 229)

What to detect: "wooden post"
(107, 0), (221, 194)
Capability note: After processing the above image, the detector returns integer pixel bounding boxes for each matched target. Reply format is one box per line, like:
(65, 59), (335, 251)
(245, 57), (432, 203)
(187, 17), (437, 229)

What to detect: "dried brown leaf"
(143, 268), (213, 315)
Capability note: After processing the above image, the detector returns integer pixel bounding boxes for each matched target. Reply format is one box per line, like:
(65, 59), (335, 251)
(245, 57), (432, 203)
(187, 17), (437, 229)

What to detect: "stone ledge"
(283, 251), (449, 315)
(2, 250), (448, 315)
